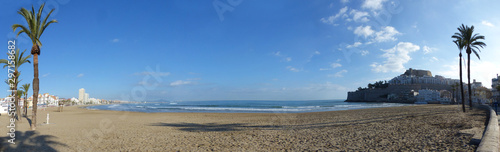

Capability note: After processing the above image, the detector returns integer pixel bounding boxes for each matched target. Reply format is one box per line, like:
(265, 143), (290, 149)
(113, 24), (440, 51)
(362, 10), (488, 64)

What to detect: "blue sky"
(0, 0), (499, 101)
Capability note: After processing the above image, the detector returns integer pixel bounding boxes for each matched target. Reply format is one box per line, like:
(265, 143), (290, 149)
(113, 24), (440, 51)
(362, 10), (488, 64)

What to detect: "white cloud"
(286, 66), (300, 72)
(354, 25), (375, 38)
(362, 0), (387, 11)
(285, 57), (292, 62)
(112, 39), (119, 43)
(373, 26), (400, 42)
(330, 70), (348, 77)
(320, 6), (348, 25)
(331, 63), (342, 68)
(346, 42), (362, 48)
(42, 73), (50, 77)
(77, 73), (84, 78)
(360, 50), (369, 56)
(482, 20), (494, 27)
(438, 60), (499, 88)
(170, 80), (193, 87)
(350, 9), (370, 22)
(314, 51), (320, 55)
(371, 42), (420, 73)
(353, 26), (400, 43)
(423, 46), (436, 54)
(341, 0), (349, 4)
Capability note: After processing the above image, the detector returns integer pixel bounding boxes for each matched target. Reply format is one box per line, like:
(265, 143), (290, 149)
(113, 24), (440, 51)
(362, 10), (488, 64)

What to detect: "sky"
(0, 0), (499, 101)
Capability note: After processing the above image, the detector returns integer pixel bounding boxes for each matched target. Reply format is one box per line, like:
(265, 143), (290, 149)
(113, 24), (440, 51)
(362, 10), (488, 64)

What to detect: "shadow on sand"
(0, 130), (67, 151)
(150, 123), (250, 132)
(149, 110), (468, 133)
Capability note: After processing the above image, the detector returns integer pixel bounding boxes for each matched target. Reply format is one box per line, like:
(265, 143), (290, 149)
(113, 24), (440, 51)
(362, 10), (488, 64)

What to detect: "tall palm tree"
(0, 48), (31, 120)
(12, 3), (57, 130)
(451, 38), (466, 112)
(21, 83), (30, 117)
(452, 24), (486, 109)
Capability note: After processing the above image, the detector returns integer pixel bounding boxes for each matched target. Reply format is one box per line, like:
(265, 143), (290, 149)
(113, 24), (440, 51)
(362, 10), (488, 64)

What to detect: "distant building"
(27, 93), (59, 107)
(347, 68), (460, 103)
(493, 74), (500, 101)
(417, 89), (440, 104)
(79, 88), (85, 102)
(84, 93), (89, 104)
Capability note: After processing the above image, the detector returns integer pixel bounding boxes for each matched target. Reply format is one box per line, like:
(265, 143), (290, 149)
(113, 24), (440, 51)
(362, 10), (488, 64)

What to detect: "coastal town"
(347, 68), (497, 104)
(0, 88), (112, 115)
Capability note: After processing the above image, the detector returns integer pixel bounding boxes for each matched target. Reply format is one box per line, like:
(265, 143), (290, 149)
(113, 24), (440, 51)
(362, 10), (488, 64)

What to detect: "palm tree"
(12, 3), (57, 130)
(0, 48), (31, 120)
(21, 83), (30, 117)
(452, 24), (486, 109)
(451, 38), (466, 112)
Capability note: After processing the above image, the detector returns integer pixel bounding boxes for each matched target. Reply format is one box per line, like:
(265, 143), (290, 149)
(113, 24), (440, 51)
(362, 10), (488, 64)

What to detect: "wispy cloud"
(360, 50), (369, 56)
(482, 20), (494, 27)
(42, 73), (50, 78)
(329, 70), (348, 77)
(346, 42), (362, 48)
(350, 9), (370, 22)
(371, 42), (420, 73)
(170, 80), (193, 87)
(134, 71), (171, 76)
(430, 57), (439, 62)
(320, 63), (342, 71)
(423, 46), (436, 54)
(77, 73), (84, 78)
(286, 66), (300, 72)
(111, 38), (120, 43)
(273, 51), (292, 62)
(320, 6), (349, 25)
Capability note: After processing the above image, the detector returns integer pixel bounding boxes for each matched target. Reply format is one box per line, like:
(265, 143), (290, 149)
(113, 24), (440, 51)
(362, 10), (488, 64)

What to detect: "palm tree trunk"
(459, 53), (465, 112)
(14, 76), (21, 122)
(467, 53), (472, 109)
(31, 53), (39, 130)
(15, 94), (20, 122)
(24, 96), (27, 117)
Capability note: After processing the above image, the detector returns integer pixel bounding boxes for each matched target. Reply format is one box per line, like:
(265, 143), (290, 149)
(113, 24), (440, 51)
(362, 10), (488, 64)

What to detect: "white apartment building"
(417, 89), (441, 103)
(79, 88), (85, 102)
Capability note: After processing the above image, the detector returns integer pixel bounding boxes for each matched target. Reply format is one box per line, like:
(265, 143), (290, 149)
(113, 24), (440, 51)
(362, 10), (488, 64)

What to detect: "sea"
(86, 100), (414, 113)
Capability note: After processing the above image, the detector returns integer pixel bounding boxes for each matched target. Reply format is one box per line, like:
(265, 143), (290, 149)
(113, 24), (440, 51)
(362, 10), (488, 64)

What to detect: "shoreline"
(1, 104), (487, 151)
(81, 101), (415, 114)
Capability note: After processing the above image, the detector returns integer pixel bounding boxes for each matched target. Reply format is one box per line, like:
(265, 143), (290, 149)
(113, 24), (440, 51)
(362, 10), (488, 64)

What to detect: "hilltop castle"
(346, 68), (459, 103)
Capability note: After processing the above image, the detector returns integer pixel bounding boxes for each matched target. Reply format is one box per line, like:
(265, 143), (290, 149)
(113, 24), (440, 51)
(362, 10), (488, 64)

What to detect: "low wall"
(476, 105), (499, 152)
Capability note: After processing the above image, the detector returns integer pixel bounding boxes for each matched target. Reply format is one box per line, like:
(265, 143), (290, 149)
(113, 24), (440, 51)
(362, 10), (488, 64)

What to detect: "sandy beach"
(0, 104), (486, 151)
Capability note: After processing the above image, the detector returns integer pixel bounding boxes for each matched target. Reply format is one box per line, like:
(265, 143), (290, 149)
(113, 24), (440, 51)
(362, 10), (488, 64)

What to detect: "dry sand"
(0, 104), (487, 151)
